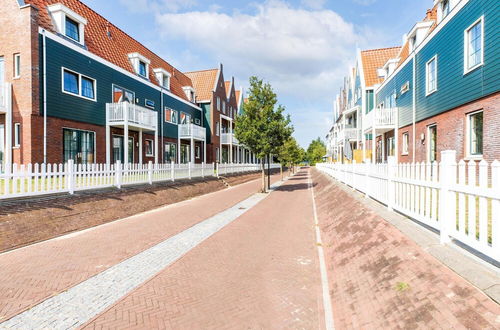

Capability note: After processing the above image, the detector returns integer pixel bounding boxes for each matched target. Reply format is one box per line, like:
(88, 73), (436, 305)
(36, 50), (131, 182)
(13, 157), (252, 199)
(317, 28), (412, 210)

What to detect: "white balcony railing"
(179, 123), (206, 141)
(106, 102), (158, 131)
(364, 107), (397, 132)
(0, 83), (11, 113)
(221, 133), (239, 145)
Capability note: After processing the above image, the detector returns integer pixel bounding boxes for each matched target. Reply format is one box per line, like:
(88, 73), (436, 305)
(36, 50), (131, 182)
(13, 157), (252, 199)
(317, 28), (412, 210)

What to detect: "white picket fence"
(0, 161), (278, 200)
(316, 150), (500, 263)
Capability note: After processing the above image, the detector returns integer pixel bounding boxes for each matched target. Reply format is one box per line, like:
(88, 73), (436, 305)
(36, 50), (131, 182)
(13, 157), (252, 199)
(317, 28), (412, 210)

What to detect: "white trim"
(145, 139), (154, 157)
(426, 124), (437, 162)
(61, 67), (97, 102)
(376, 0), (470, 94)
(401, 131), (409, 155)
(220, 114), (233, 121)
(48, 4), (87, 46)
(13, 53), (21, 79)
(465, 109), (483, 158)
(425, 55), (438, 96)
(164, 107), (178, 125)
(463, 16), (484, 75)
(153, 68), (171, 90)
(62, 127), (97, 164)
(14, 123), (21, 147)
(40, 28), (202, 111)
(213, 64), (221, 92)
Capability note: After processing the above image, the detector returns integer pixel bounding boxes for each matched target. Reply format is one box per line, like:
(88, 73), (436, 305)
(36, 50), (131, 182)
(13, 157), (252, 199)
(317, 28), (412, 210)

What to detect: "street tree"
(306, 138), (326, 165)
(235, 76), (293, 192)
(277, 137), (305, 178)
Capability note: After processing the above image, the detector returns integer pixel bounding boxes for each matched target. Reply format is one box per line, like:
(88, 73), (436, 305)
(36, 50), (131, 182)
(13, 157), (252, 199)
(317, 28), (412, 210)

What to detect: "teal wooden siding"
(376, 58), (414, 128)
(365, 90), (374, 114)
(40, 35), (201, 139)
(201, 103), (212, 144)
(415, 0), (499, 123)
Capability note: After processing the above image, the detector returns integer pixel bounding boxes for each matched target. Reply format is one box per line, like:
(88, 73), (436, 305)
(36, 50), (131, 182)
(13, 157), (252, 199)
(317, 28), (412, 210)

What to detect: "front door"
(113, 135), (134, 163)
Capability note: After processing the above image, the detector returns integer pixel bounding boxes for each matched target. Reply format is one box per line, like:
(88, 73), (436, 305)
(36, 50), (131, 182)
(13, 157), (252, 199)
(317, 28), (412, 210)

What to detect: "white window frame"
(464, 16), (484, 75)
(216, 97), (220, 111)
(145, 139), (154, 157)
(401, 132), (409, 155)
(465, 110), (483, 159)
(128, 53), (151, 79)
(14, 123), (21, 147)
(13, 53), (20, 79)
(195, 145), (200, 159)
(153, 68), (171, 90)
(216, 147), (220, 162)
(164, 108), (178, 124)
(61, 67), (97, 102)
(216, 121), (220, 136)
(427, 124), (437, 163)
(426, 55), (438, 96)
(48, 4), (87, 46)
(180, 112), (191, 125)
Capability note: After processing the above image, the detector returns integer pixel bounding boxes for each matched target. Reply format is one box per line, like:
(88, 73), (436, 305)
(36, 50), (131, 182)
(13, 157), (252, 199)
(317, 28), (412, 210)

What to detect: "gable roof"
(25, 0), (194, 102)
(360, 46), (401, 87)
(224, 81), (231, 98)
(184, 68), (219, 102)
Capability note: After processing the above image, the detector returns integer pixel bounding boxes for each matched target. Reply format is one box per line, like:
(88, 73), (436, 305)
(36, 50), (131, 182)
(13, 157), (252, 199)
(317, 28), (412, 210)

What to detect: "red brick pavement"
(0, 173), (282, 323)
(312, 168), (500, 329)
(82, 169), (325, 329)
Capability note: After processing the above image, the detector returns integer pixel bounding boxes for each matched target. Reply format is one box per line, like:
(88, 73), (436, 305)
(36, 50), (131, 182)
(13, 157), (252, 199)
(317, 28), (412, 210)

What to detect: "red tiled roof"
(235, 90), (241, 104)
(25, 0), (194, 102)
(184, 69), (219, 102)
(360, 47), (401, 87)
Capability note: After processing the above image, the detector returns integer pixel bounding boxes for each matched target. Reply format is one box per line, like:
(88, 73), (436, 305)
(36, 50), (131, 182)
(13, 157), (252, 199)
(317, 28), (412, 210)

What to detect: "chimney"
(425, 9), (432, 20)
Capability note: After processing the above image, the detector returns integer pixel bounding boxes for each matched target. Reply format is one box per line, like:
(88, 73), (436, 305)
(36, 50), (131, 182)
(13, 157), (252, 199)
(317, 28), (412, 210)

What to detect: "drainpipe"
(412, 56), (416, 162)
(42, 29), (47, 164)
(160, 87), (163, 163)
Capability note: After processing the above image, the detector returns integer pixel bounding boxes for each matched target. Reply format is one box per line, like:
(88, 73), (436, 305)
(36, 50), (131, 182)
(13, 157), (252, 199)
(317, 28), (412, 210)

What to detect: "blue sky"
(81, 0), (431, 148)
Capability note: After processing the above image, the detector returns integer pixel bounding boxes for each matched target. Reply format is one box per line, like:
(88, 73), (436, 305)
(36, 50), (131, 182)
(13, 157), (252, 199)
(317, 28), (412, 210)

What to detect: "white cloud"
(300, 0), (326, 10)
(118, 0), (196, 13)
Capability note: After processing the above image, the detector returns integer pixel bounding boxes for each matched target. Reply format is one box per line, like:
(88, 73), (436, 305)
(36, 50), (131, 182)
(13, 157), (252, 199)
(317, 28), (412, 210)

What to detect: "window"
(162, 76), (170, 88)
(464, 17), (484, 73)
(402, 132), (409, 155)
(13, 54), (20, 78)
(426, 56), (438, 95)
(216, 121), (220, 136)
(468, 111), (483, 157)
(180, 112), (191, 125)
(154, 68), (171, 89)
(63, 68), (96, 101)
(14, 123), (21, 147)
(442, 0), (450, 18)
(138, 61), (147, 77)
(222, 101), (226, 114)
(427, 125), (437, 162)
(217, 97), (220, 111)
(164, 142), (177, 163)
(164, 108), (178, 124)
(180, 144), (190, 164)
(195, 145), (200, 159)
(113, 85), (134, 103)
(195, 118), (201, 125)
(145, 139), (154, 157)
(216, 147), (220, 162)
(65, 16), (80, 42)
(387, 136), (395, 157)
(63, 128), (95, 164)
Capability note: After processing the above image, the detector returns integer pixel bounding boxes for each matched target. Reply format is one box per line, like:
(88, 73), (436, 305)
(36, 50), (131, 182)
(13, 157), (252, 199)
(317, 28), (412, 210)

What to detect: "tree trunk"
(280, 164), (283, 180)
(267, 154), (271, 190)
(261, 161), (266, 193)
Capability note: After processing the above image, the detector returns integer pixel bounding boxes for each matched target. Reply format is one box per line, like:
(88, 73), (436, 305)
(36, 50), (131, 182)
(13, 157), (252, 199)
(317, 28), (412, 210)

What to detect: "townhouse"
(329, 0), (499, 164)
(0, 0), (258, 168)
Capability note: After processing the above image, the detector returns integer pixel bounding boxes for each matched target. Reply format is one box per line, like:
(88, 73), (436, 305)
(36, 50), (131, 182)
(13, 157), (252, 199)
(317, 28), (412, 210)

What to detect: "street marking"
(308, 171), (335, 330)
(0, 181), (286, 329)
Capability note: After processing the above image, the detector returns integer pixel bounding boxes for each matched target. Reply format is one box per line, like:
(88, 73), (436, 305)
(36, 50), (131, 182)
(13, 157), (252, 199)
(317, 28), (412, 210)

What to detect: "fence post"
(171, 161), (175, 182)
(201, 162), (205, 178)
(188, 162), (192, 180)
(68, 159), (75, 194)
(387, 156), (396, 211)
(364, 159), (370, 198)
(115, 160), (122, 189)
(492, 161), (499, 253)
(215, 162), (219, 178)
(148, 161), (153, 185)
(352, 160), (356, 190)
(439, 150), (456, 244)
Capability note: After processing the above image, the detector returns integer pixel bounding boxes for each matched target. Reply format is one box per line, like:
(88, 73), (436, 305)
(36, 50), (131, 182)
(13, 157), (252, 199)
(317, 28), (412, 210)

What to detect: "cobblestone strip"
(0, 182), (284, 329)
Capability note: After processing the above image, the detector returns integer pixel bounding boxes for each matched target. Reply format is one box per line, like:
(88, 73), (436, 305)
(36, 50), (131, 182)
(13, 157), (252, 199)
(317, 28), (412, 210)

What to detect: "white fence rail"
(316, 150), (500, 263)
(0, 161), (273, 200)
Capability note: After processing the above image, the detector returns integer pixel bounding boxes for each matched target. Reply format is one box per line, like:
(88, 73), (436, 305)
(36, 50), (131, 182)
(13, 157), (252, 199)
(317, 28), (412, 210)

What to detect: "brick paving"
(82, 170), (324, 329)
(311, 168), (500, 330)
(0, 173), (282, 324)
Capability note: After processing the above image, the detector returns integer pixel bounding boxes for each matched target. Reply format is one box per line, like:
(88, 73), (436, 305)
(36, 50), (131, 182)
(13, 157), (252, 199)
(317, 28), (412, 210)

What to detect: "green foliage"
(278, 137), (305, 167)
(306, 138), (326, 165)
(235, 77), (294, 159)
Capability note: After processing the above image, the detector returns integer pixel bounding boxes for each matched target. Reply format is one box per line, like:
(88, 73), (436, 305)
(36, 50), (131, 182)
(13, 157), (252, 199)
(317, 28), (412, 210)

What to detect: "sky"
(81, 0), (431, 148)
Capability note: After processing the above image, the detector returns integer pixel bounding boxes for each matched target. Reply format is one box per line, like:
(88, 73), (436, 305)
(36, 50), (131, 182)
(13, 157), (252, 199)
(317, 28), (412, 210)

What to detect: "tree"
(277, 137), (305, 177)
(235, 76), (293, 192)
(306, 138), (326, 166)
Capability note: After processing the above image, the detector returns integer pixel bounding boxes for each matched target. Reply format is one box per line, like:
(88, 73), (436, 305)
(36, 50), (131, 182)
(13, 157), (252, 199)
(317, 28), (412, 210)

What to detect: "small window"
(63, 70), (79, 95)
(81, 76), (95, 99)
(13, 54), (20, 78)
(402, 132), (409, 155)
(65, 16), (80, 42)
(427, 125), (437, 162)
(217, 97), (220, 111)
(464, 17), (484, 73)
(195, 145), (200, 159)
(180, 112), (191, 125)
(216, 121), (220, 136)
(195, 118), (201, 125)
(222, 101), (226, 114)
(468, 111), (483, 156)
(426, 56), (437, 95)
(63, 68), (96, 101)
(164, 108), (178, 124)
(145, 139), (154, 157)
(139, 61), (147, 77)
(442, 0), (450, 18)
(216, 147), (220, 162)
(14, 123), (21, 147)
(162, 75), (170, 89)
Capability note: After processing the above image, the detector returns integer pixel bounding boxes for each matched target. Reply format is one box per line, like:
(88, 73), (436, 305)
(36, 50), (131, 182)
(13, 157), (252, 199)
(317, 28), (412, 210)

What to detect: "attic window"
(48, 4), (87, 45)
(182, 86), (196, 102)
(153, 68), (171, 89)
(128, 53), (151, 79)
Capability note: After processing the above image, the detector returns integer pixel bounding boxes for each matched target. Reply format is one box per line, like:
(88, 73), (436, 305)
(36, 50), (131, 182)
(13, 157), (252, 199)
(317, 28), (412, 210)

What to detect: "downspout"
(160, 87), (163, 163)
(42, 29), (47, 164)
(412, 56), (416, 162)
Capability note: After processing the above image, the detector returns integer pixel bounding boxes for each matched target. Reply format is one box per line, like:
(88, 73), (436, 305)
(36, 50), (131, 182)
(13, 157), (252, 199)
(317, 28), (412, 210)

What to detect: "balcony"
(106, 102), (157, 131)
(179, 123), (206, 141)
(221, 133), (239, 145)
(337, 127), (361, 143)
(363, 107), (397, 134)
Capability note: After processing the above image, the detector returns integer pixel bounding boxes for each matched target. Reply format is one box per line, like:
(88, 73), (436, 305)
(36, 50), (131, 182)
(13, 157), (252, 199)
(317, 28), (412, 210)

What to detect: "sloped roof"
(224, 81), (231, 98)
(25, 0), (194, 102)
(184, 69), (219, 102)
(235, 90), (241, 104)
(360, 47), (401, 87)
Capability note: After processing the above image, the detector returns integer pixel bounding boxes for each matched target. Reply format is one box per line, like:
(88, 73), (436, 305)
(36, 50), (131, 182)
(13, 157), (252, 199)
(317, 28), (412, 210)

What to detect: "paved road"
(0, 170), (329, 329)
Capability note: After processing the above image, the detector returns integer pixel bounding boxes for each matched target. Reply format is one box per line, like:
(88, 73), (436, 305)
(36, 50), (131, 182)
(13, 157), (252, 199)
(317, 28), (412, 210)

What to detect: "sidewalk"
(312, 168), (500, 329)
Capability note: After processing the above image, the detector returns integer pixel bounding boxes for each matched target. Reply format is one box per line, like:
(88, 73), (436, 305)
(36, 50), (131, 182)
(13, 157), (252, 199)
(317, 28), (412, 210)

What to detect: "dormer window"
(153, 68), (171, 89)
(442, 0), (450, 18)
(128, 53), (150, 79)
(182, 86), (196, 103)
(407, 21), (433, 52)
(48, 4), (88, 46)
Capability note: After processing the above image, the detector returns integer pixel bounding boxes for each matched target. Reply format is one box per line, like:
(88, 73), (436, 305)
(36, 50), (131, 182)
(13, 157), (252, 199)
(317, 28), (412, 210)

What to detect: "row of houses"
(0, 0), (260, 168)
(326, 0), (499, 164)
